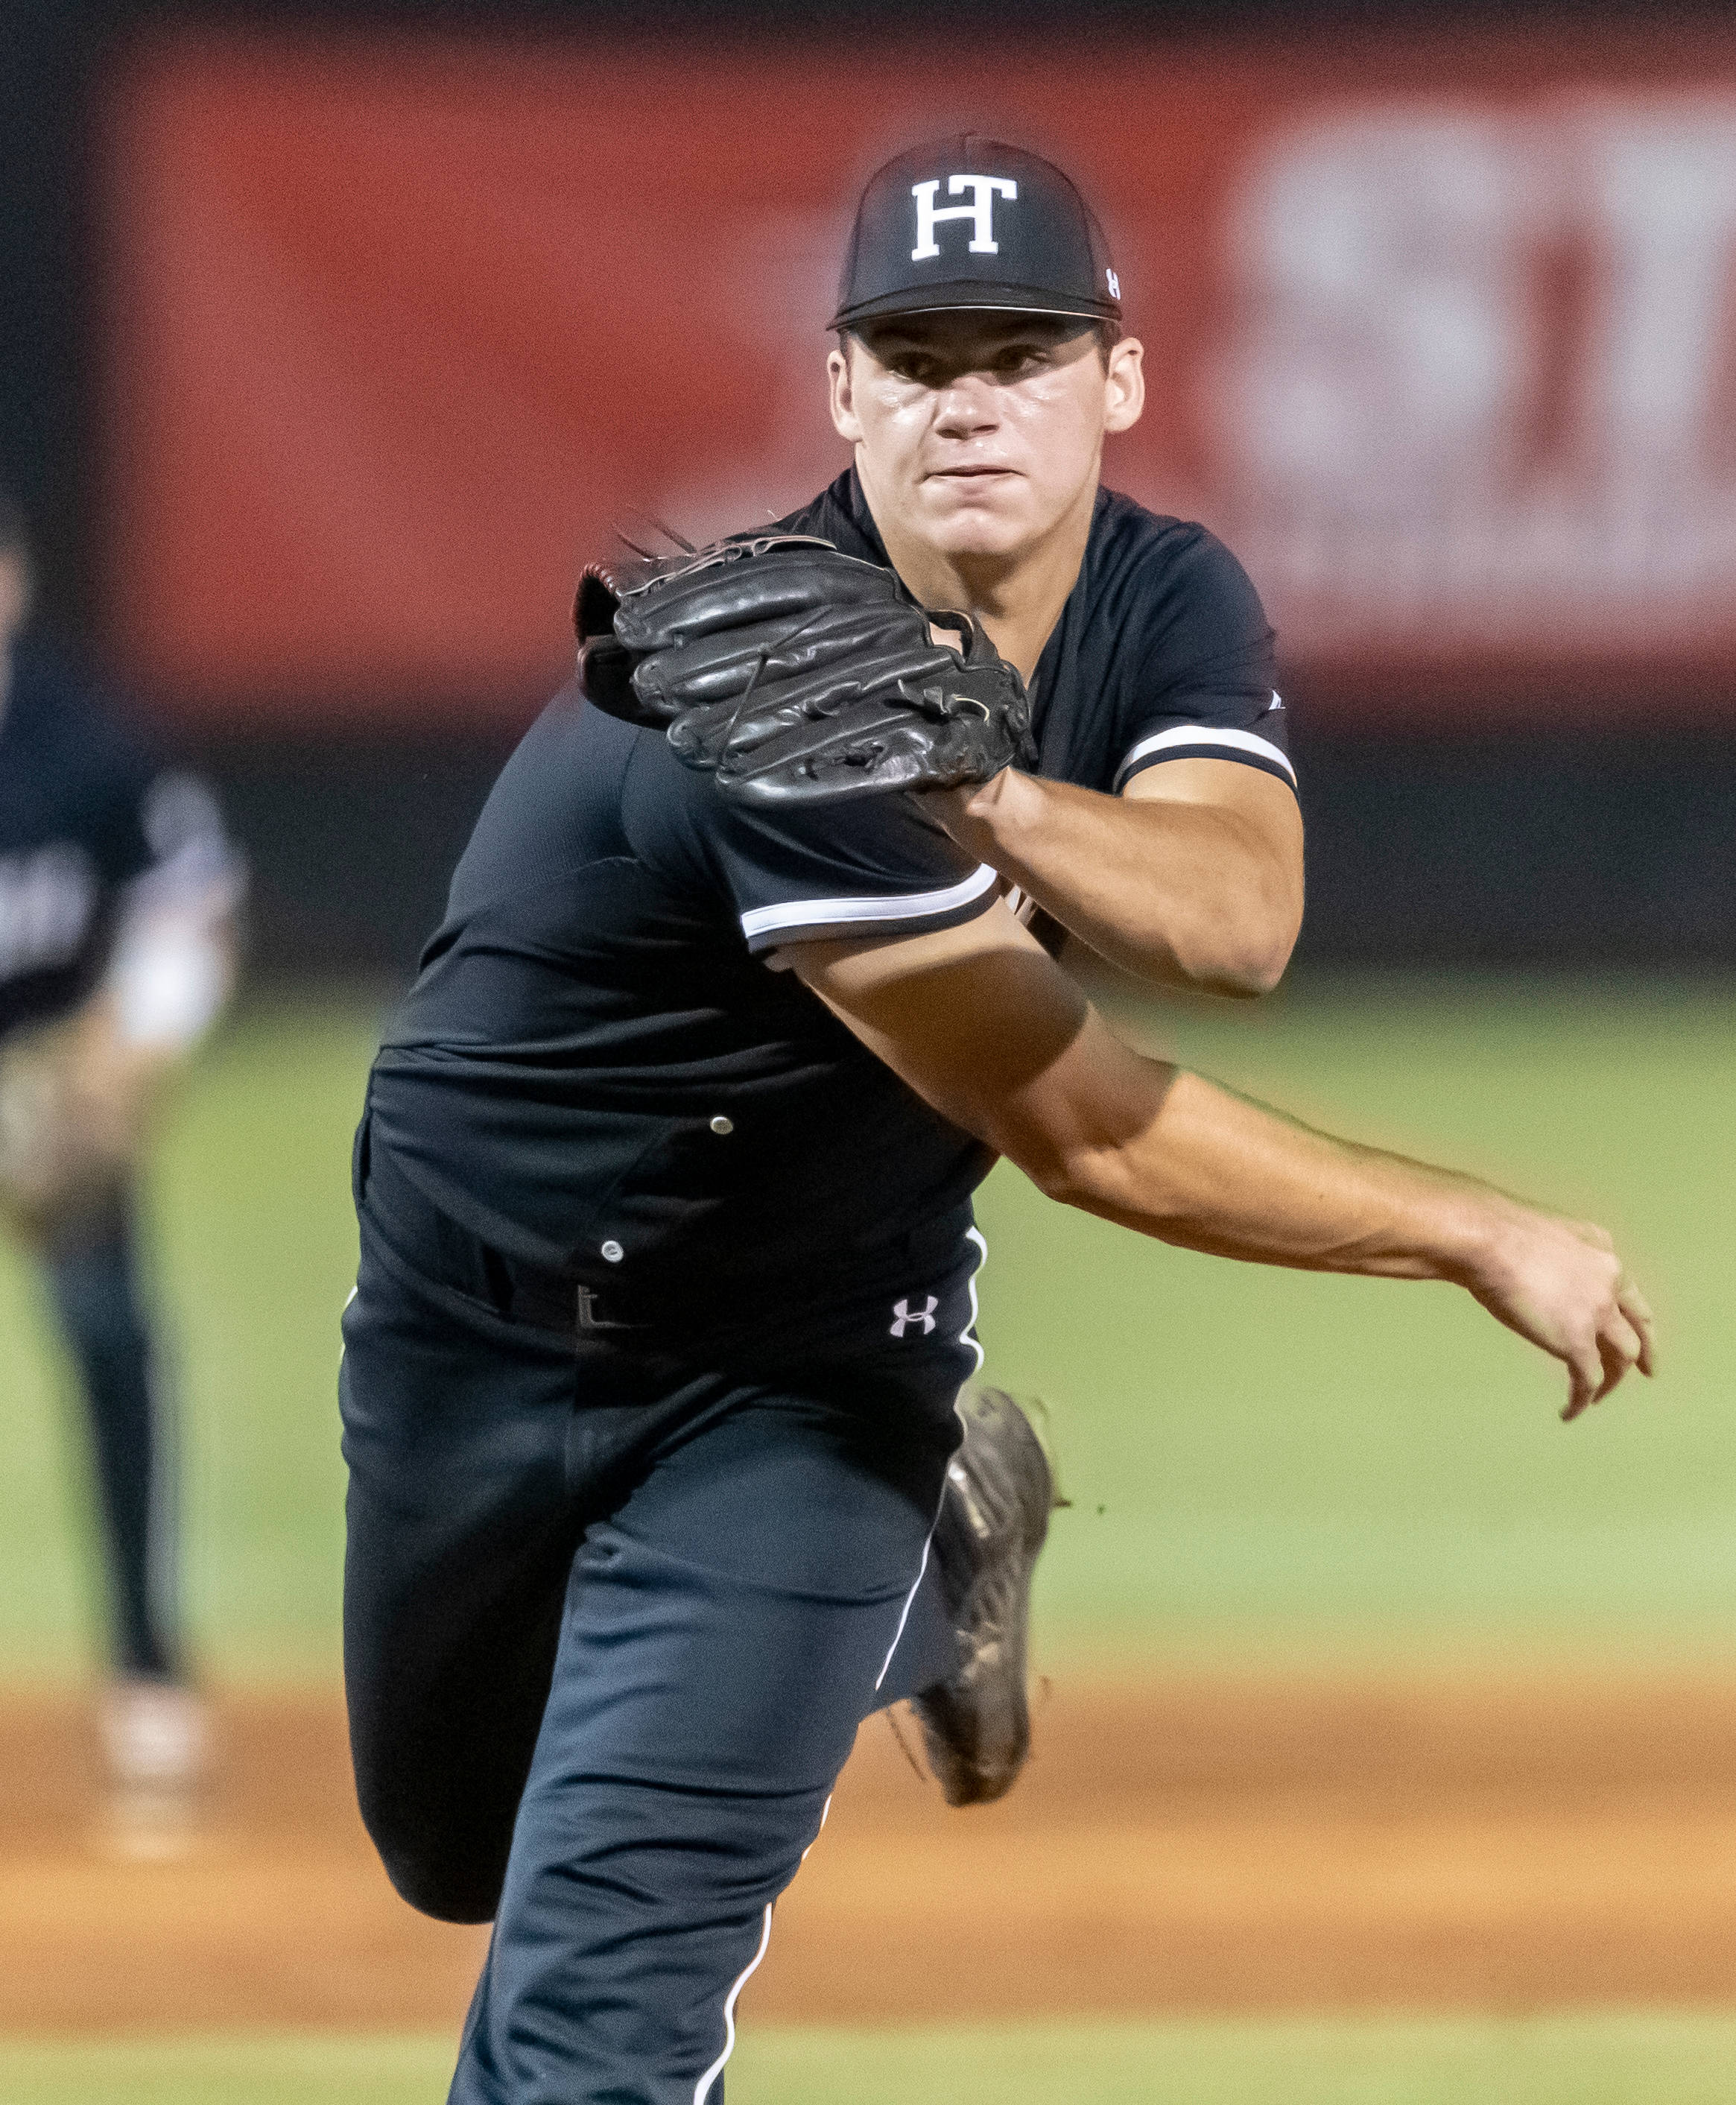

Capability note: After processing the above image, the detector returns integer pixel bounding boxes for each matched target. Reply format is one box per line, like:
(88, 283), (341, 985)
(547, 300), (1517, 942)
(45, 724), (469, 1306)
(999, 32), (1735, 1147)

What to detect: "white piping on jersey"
(693, 1902), (774, 2105)
(740, 861), (998, 943)
(1115, 724), (1296, 791)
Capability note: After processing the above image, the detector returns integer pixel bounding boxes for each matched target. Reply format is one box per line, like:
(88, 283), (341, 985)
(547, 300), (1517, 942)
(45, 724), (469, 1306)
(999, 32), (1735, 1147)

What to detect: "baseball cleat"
(911, 1387), (1055, 1807)
(98, 1677), (210, 1789)
(96, 1677), (212, 1861)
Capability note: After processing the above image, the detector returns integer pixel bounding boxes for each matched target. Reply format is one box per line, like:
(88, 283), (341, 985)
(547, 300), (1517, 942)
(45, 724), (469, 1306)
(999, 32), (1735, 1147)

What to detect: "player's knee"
(63, 1294), (149, 1372)
(353, 1767), (510, 1923)
(372, 1829), (506, 1925)
(388, 1864), (501, 1927)
(44, 1241), (146, 1356)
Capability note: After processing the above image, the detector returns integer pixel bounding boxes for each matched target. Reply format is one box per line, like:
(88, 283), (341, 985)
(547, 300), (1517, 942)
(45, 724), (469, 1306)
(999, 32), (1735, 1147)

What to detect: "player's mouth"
(925, 466), (1019, 484)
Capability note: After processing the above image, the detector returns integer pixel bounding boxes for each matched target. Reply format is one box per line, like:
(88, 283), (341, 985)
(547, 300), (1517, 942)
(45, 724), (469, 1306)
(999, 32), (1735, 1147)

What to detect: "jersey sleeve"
(129, 769), (245, 905)
(1110, 528), (1295, 797)
(632, 737), (998, 957)
(715, 791), (998, 956)
(99, 742), (243, 1051)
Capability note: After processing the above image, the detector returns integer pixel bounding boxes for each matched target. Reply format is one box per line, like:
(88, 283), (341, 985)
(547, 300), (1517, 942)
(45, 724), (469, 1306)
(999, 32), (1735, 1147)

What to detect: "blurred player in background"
(0, 482), (242, 1814)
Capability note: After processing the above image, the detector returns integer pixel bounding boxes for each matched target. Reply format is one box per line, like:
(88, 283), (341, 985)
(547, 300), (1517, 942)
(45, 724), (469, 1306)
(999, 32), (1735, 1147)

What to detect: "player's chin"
(918, 485), (1035, 556)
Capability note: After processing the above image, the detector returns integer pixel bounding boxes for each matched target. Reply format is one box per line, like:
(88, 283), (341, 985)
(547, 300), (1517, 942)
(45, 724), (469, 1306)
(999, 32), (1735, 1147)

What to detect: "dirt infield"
(4, 1672), (1736, 2034)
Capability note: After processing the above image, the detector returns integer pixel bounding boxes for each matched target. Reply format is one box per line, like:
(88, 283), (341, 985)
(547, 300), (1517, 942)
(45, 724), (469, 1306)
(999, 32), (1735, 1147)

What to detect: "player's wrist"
(959, 763), (1036, 836)
(1427, 1190), (1530, 1294)
(925, 765), (1027, 856)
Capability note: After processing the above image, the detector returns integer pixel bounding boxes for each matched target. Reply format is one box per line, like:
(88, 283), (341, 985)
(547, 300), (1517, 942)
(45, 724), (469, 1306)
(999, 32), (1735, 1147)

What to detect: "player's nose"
(930, 374), (1003, 437)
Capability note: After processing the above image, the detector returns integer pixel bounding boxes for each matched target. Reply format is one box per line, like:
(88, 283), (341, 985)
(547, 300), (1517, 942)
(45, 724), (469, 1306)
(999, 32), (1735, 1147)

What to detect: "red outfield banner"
(102, 32), (1736, 724)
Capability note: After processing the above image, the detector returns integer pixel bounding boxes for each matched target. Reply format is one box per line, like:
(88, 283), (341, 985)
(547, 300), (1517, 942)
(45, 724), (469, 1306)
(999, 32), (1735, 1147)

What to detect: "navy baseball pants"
(340, 1136), (979, 2104)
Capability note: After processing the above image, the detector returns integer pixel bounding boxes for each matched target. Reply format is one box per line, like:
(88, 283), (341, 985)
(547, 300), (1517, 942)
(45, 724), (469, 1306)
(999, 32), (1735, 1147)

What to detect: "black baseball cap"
(830, 135), (1121, 333)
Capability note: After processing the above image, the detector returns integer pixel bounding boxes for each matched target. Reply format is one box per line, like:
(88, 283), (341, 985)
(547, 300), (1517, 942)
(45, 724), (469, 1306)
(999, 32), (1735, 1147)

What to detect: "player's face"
(827, 315), (1144, 564)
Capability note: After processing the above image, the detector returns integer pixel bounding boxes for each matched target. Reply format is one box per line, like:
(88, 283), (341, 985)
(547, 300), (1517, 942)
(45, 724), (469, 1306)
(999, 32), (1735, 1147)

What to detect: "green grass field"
(0, 974), (1729, 1679)
(10, 2014), (1736, 2105)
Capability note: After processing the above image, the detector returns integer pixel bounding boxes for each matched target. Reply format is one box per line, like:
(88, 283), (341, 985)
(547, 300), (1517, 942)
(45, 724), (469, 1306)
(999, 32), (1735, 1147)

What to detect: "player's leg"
(340, 1145), (591, 1924)
(37, 1172), (210, 1802)
(39, 1177), (177, 1685)
(448, 1274), (978, 2105)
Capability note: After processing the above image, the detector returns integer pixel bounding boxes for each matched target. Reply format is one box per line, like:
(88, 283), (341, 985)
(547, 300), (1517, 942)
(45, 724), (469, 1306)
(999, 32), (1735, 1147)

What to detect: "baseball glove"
(575, 531), (1034, 805)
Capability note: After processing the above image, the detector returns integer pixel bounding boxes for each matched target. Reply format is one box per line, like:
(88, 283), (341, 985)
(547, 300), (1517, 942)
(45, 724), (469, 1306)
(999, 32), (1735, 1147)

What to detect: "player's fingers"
(1621, 1277), (1655, 1326)
(1618, 1279), (1658, 1376)
(1560, 1335), (1603, 1422)
(1573, 1220), (1616, 1254)
(1591, 1308), (1646, 1404)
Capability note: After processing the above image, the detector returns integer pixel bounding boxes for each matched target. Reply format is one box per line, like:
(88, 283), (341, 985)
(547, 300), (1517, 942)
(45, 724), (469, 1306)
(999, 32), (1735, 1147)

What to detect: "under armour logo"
(911, 175), (1018, 262)
(890, 1294), (939, 1338)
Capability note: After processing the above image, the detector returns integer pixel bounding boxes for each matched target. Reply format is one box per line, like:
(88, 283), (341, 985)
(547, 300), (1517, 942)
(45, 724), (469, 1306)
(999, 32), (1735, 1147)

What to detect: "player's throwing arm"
(788, 905), (1653, 1423)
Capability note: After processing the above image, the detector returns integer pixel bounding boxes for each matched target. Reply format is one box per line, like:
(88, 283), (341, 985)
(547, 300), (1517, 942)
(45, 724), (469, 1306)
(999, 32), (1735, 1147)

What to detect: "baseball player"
(341, 140), (1653, 2103)
(0, 485), (241, 1803)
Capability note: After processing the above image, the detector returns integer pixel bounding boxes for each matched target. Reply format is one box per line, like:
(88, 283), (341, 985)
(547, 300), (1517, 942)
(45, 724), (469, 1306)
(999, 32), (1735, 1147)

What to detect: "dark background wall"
(189, 721), (1736, 981)
(4, 0), (1731, 981)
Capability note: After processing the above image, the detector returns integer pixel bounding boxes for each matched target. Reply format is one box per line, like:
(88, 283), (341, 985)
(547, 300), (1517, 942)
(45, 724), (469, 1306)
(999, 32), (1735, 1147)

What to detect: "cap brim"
(829, 280), (1120, 331)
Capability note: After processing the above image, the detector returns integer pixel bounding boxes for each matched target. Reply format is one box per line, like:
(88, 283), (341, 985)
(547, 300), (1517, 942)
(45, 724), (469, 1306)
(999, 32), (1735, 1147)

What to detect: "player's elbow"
(1024, 1136), (1170, 1227)
(1205, 928), (1293, 998)
(1168, 896), (1299, 998)
(1030, 1152), (1112, 1215)
(995, 1068), (1183, 1223)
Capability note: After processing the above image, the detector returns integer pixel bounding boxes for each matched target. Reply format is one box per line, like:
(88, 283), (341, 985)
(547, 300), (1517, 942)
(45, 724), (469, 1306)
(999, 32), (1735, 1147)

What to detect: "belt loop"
(574, 1284), (636, 1335)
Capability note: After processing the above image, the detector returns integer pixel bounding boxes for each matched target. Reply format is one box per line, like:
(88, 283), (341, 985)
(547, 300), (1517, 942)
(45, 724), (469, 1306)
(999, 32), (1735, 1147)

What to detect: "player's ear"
(828, 337), (865, 444)
(1102, 336), (1144, 436)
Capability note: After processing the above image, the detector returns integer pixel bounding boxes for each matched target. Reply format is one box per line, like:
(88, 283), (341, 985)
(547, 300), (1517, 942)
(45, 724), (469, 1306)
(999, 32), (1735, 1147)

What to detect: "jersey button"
(709, 1115), (735, 1136)
(600, 1239), (624, 1264)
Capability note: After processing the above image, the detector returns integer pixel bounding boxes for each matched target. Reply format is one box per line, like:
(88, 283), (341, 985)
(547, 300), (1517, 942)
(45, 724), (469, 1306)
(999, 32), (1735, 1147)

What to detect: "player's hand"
(924, 774), (1009, 857)
(0, 1042), (93, 1236)
(1462, 1206), (1656, 1421)
(0, 1016), (150, 1242)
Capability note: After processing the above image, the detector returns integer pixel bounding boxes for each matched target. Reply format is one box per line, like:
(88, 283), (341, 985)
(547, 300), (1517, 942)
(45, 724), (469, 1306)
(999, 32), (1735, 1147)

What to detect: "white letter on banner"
(1581, 111), (1736, 491)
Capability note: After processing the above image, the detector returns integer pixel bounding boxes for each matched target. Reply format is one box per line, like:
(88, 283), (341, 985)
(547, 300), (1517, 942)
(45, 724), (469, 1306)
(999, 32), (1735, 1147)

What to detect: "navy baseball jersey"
(368, 476), (1293, 1302)
(0, 639), (229, 1045)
